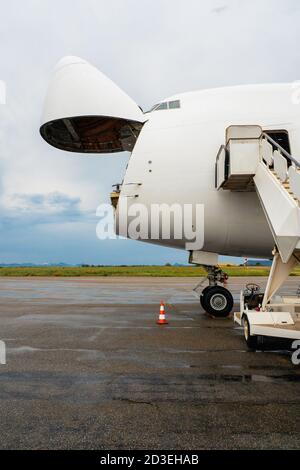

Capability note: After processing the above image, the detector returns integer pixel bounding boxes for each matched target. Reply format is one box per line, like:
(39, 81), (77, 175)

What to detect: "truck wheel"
(243, 315), (258, 350)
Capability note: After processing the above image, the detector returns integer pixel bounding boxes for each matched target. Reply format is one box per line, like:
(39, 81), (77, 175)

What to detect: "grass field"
(0, 265), (300, 277)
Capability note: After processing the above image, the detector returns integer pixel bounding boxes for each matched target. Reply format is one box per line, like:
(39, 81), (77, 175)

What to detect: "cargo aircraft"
(40, 57), (300, 345)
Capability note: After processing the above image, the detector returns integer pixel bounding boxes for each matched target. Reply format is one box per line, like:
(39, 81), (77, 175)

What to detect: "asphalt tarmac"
(0, 277), (299, 450)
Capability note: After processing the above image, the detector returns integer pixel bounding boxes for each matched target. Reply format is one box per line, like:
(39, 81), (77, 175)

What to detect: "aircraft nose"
(53, 56), (87, 72)
(40, 56), (146, 154)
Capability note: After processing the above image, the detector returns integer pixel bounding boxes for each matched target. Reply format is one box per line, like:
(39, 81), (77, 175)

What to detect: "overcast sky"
(0, 0), (299, 265)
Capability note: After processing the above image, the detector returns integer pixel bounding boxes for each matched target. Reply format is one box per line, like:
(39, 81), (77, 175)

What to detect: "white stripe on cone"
(157, 302), (168, 324)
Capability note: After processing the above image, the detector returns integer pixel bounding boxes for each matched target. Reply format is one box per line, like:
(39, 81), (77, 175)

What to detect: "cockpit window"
(155, 102), (168, 111)
(169, 100), (180, 109)
(148, 100), (181, 113)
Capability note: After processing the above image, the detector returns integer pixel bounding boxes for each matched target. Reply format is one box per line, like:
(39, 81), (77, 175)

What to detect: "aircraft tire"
(200, 287), (213, 310)
(203, 286), (233, 318)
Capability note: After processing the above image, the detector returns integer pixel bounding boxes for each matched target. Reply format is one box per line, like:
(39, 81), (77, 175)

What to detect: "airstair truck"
(216, 125), (300, 349)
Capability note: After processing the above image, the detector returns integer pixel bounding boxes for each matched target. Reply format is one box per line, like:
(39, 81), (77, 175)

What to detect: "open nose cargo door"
(40, 56), (146, 154)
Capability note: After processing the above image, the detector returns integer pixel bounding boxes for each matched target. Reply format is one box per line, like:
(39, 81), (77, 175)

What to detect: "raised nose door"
(40, 56), (146, 154)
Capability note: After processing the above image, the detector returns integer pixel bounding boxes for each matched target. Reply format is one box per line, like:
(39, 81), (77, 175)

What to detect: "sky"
(0, 0), (300, 265)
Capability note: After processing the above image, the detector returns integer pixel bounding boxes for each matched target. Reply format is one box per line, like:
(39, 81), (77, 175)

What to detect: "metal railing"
(215, 145), (227, 188)
(261, 132), (300, 169)
(260, 132), (300, 202)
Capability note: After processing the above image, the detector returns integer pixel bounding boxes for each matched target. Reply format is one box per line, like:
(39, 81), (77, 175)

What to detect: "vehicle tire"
(200, 286), (213, 310)
(243, 315), (258, 350)
(203, 286), (234, 318)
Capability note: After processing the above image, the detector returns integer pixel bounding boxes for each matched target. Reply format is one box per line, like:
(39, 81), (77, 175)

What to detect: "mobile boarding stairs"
(216, 125), (300, 348)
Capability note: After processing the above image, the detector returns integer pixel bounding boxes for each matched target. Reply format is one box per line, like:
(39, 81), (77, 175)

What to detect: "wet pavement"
(0, 277), (299, 450)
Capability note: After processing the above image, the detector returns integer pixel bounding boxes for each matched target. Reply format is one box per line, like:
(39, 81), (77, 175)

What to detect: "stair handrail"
(261, 132), (300, 169)
(216, 144), (226, 160)
(215, 145), (227, 188)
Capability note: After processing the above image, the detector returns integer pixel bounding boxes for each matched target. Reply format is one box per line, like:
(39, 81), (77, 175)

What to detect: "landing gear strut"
(200, 266), (234, 318)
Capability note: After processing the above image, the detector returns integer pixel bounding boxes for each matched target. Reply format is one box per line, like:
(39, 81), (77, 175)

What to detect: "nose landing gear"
(200, 266), (234, 318)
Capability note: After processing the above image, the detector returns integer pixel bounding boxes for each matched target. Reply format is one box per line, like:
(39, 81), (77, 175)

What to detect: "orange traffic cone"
(157, 301), (168, 325)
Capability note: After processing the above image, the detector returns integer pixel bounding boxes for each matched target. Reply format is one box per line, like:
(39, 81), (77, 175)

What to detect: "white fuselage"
(39, 59), (300, 260)
(118, 83), (300, 259)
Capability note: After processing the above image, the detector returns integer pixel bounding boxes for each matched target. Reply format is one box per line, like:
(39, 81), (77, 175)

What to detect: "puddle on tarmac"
(221, 365), (243, 370)
(186, 370), (300, 383)
(0, 280), (197, 305)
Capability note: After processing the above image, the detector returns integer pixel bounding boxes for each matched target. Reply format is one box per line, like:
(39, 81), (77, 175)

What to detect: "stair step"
(268, 171), (296, 197)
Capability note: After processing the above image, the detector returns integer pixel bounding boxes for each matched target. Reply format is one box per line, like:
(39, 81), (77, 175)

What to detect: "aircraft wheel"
(243, 315), (258, 350)
(203, 286), (234, 318)
(200, 287), (213, 310)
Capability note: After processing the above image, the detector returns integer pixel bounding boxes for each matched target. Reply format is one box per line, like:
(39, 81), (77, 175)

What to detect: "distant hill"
(0, 260), (271, 268)
(246, 260), (272, 267)
(0, 262), (75, 267)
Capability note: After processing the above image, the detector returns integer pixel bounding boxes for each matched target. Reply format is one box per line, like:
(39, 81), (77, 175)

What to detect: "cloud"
(211, 5), (228, 14)
(11, 192), (81, 216)
(0, 191), (95, 232)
